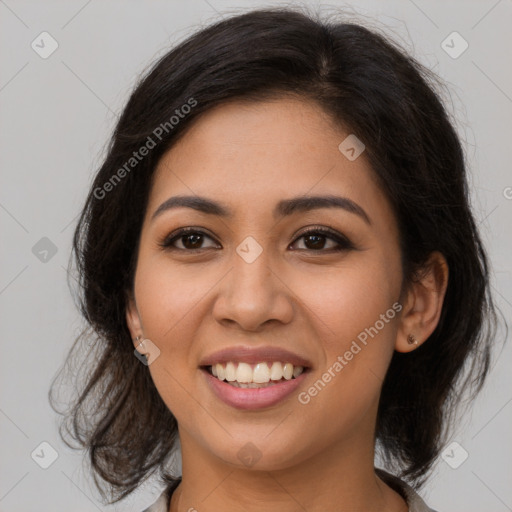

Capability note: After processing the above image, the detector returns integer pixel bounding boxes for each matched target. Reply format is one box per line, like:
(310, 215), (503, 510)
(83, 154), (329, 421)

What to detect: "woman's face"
(127, 97), (406, 471)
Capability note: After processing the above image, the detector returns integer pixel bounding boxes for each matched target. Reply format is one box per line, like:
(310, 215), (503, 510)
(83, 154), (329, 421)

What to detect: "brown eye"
(180, 233), (205, 249)
(300, 233), (331, 250)
(160, 226), (354, 253)
(290, 227), (354, 252)
(160, 228), (219, 251)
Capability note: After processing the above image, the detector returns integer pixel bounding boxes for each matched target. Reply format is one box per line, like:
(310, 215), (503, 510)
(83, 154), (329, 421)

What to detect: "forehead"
(146, 97), (391, 227)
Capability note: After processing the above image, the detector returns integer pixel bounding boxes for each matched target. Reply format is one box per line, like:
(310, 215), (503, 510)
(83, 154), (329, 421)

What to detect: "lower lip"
(202, 368), (308, 410)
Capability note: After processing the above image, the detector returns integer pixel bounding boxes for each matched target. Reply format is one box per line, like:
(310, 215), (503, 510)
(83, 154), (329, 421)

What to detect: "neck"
(169, 427), (407, 512)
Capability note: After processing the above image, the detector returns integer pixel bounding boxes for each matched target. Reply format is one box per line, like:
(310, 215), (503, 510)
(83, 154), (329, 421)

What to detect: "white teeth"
(253, 362), (271, 383)
(216, 363), (225, 381)
(236, 362), (253, 383)
(293, 365), (303, 378)
(283, 363), (293, 380)
(270, 362), (283, 380)
(225, 362), (236, 381)
(208, 361), (305, 384)
(229, 381), (279, 388)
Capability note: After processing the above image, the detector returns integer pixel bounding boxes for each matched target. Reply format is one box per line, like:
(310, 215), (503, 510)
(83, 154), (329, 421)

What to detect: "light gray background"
(1, 1), (511, 511)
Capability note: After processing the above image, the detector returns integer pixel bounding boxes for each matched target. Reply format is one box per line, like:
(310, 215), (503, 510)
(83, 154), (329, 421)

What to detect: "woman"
(51, 8), (498, 512)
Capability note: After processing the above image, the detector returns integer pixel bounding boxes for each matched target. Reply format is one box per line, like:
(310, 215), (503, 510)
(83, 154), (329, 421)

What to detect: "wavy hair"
(50, 7), (500, 503)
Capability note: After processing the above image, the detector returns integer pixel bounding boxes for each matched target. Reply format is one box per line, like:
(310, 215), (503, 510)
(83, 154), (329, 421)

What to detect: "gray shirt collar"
(143, 470), (438, 512)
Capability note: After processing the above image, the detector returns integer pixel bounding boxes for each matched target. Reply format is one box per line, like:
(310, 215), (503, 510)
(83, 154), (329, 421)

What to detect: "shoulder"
(141, 478), (181, 512)
(376, 468), (439, 512)
(141, 492), (168, 512)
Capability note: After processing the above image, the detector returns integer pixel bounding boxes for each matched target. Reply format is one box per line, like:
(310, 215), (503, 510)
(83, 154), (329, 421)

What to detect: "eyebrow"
(151, 194), (371, 225)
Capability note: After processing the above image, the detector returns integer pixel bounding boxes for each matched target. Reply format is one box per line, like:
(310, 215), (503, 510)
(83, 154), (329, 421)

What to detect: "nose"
(212, 244), (294, 332)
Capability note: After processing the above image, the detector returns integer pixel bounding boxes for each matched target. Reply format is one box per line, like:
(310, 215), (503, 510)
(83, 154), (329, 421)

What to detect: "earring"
(135, 335), (145, 350)
(407, 333), (418, 346)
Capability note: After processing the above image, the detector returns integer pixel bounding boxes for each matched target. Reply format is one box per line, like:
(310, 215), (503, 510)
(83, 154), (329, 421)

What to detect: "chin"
(206, 435), (309, 472)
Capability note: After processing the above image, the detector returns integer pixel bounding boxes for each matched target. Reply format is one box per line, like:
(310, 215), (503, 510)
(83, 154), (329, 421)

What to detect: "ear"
(125, 290), (144, 349)
(395, 251), (449, 353)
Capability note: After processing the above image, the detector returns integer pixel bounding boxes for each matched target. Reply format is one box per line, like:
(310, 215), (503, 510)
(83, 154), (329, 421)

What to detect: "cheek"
(291, 253), (402, 348)
(290, 255), (401, 422)
(132, 285), (193, 426)
(134, 253), (212, 341)
(132, 253), (220, 418)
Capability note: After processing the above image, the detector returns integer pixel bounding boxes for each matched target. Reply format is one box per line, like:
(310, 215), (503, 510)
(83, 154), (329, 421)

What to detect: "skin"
(126, 96), (448, 512)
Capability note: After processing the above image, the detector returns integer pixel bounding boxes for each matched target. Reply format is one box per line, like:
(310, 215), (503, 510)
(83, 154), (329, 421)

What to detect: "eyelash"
(159, 226), (355, 253)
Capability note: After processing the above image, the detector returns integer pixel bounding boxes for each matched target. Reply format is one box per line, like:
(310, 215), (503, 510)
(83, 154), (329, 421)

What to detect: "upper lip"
(199, 346), (312, 368)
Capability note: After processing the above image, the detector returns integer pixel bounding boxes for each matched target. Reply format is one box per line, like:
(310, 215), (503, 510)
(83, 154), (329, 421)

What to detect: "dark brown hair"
(50, 7), (500, 503)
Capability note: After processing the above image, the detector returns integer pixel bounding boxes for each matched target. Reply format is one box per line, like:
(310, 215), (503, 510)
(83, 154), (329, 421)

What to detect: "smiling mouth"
(202, 361), (308, 388)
